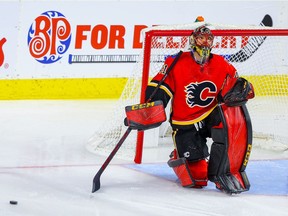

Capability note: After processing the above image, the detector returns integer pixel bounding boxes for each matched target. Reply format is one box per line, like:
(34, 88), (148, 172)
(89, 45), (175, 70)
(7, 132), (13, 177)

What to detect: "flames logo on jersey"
(185, 81), (217, 107)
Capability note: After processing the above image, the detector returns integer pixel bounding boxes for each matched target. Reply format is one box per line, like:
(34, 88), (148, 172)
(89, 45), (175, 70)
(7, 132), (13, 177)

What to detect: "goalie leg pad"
(168, 157), (195, 187)
(187, 159), (208, 187)
(209, 140), (250, 194)
(208, 105), (252, 194)
(208, 140), (226, 179)
(168, 156), (208, 188)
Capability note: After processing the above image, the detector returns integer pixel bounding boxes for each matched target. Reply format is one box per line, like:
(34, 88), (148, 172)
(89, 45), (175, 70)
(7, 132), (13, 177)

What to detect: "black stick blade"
(90, 128), (133, 193)
(92, 172), (101, 193)
(261, 14), (272, 27)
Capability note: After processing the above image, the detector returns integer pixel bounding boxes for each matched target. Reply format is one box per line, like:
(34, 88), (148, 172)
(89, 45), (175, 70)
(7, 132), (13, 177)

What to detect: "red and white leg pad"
(168, 157), (208, 188)
(188, 159), (208, 187)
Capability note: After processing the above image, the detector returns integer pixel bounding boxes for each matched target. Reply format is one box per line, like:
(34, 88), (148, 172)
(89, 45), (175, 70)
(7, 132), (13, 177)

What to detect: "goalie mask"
(189, 25), (214, 65)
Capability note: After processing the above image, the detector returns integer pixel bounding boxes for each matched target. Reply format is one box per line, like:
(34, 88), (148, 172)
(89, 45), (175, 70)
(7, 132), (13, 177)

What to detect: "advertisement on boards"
(6, 1), (285, 79)
(0, 1), (19, 76)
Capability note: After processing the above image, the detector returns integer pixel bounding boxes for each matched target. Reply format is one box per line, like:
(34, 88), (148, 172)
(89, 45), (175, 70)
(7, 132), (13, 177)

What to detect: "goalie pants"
(170, 108), (222, 187)
(172, 108), (221, 162)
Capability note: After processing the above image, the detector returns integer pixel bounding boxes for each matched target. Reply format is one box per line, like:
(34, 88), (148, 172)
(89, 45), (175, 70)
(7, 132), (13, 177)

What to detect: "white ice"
(0, 100), (287, 216)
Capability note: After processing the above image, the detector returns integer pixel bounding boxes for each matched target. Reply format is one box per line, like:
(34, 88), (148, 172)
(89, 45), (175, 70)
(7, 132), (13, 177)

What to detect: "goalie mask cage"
(87, 22), (288, 164)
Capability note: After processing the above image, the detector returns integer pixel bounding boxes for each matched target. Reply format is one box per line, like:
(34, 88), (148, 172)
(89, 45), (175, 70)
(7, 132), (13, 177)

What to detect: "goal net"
(87, 19), (288, 163)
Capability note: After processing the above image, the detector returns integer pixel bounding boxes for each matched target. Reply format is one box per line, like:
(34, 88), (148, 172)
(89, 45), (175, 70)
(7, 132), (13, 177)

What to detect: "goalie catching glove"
(124, 100), (166, 130)
(220, 77), (255, 107)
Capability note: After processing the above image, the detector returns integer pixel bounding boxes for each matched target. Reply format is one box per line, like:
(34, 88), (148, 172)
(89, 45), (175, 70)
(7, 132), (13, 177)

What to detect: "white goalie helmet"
(189, 25), (214, 64)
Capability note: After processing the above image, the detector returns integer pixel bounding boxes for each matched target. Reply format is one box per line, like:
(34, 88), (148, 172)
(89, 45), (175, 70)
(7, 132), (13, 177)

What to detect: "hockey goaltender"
(126, 18), (255, 194)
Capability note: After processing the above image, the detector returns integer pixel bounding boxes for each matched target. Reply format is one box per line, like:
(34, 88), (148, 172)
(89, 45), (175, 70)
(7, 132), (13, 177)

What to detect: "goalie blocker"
(125, 100), (166, 130)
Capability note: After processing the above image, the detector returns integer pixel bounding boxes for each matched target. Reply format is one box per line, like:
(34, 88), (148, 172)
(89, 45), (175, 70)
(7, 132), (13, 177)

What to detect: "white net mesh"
(87, 22), (288, 160)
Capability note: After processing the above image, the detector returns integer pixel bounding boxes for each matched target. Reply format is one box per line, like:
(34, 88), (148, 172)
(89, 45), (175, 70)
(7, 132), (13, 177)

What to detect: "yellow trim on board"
(243, 75), (288, 96)
(0, 78), (128, 100)
(0, 75), (286, 100)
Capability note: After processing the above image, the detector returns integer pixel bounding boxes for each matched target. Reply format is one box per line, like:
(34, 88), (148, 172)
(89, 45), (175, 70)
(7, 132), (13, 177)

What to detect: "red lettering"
(213, 37), (220, 49)
(152, 36), (164, 49)
(221, 36), (237, 48)
(75, 24), (128, 50)
(180, 37), (188, 48)
(50, 17), (71, 54)
(75, 25), (91, 49)
(214, 36), (246, 49)
(29, 15), (71, 58)
(166, 37), (179, 48)
(241, 36), (249, 48)
(133, 25), (147, 48)
(0, 37), (7, 67)
(109, 25), (125, 48)
(91, 25), (108, 49)
(30, 15), (51, 58)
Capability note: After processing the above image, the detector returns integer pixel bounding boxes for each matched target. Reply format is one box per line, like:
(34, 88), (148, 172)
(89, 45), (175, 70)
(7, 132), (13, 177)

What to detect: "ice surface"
(0, 100), (287, 216)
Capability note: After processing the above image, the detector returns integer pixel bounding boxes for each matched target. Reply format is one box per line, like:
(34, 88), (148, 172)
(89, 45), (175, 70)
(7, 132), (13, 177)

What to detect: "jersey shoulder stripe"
(148, 81), (173, 98)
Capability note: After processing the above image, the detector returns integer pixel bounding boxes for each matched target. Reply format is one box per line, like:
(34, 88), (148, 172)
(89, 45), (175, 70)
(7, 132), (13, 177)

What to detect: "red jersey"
(147, 51), (237, 128)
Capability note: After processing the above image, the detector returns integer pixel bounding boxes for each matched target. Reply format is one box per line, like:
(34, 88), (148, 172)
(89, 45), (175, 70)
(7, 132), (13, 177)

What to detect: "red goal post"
(135, 27), (288, 164)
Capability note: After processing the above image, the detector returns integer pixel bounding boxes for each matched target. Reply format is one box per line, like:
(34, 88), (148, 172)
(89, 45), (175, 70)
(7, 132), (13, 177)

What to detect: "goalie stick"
(91, 51), (183, 193)
(226, 14), (272, 63)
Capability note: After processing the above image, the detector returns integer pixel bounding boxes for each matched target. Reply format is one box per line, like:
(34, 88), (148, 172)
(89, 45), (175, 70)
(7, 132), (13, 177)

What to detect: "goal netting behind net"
(87, 21), (288, 163)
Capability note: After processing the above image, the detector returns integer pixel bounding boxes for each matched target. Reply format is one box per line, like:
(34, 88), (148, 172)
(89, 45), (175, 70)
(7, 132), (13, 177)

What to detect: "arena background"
(0, 0), (287, 99)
